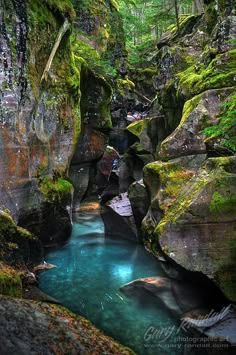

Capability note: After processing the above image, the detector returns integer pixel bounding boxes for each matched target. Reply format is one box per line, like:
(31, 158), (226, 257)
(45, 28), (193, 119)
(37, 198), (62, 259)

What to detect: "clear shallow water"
(39, 210), (183, 354)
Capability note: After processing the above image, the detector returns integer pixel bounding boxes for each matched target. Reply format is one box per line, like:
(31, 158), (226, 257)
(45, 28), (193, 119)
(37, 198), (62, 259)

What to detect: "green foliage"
(117, 0), (195, 66)
(177, 50), (236, 97)
(202, 94), (236, 153)
(70, 35), (117, 82)
(210, 191), (236, 215)
(44, 0), (76, 19)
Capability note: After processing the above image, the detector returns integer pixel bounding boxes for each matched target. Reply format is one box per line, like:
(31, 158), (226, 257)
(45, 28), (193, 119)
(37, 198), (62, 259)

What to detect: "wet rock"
(0, 296), (134, 355)
(155, 157), (236, 301)
(128, 180), (149, 240)
(102, 192), (139, 241)
(121, 276), (236, 348)
(101, 204), (138, 242)
(96, 145), (120, 196)
(107, 192), (132, 217)
(33, 262), (57, 273)
(120, 276), (221, 317)
(159, 89), (234, 159)
(0, 1), (79, 245)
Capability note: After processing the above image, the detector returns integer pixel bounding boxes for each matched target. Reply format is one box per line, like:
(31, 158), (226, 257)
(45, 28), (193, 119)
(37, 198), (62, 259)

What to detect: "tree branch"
(40, 19), (70, 83)
(134, 89), (152, 104)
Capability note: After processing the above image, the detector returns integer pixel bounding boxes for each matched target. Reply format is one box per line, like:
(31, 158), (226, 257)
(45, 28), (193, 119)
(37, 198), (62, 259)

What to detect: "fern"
(201, 94), (236, 153)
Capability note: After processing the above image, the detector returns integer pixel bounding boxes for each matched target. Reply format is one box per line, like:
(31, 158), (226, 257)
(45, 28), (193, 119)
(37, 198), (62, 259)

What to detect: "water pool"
(39, 210), (183, 354)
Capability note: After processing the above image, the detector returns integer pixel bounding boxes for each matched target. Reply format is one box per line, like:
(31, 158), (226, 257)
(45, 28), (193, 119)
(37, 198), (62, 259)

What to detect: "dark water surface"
(39, 210), (183, 354)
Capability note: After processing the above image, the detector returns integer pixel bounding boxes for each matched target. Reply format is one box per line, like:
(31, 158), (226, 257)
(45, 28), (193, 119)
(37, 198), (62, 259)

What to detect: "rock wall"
(0, 0), (126, 245)
(93, 0), (236, 299)
(132, 1), (236, 301)
(0, 0), (132, 350)
(0, 0), (79, 245)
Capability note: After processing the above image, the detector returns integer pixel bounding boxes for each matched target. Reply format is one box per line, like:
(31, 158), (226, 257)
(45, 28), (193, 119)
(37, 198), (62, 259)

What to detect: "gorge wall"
(119, 0), (236, 302)
(0, 0), (236, 350)
(0, 0), (126, 248)
(0, 1), (136, 352)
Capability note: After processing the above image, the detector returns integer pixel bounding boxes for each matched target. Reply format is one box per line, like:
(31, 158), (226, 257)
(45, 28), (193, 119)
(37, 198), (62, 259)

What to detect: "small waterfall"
(66, 187), (74, 225)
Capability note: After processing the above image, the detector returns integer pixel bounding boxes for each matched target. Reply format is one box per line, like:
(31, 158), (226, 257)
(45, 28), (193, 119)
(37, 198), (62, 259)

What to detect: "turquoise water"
(39, 210), (183, 354)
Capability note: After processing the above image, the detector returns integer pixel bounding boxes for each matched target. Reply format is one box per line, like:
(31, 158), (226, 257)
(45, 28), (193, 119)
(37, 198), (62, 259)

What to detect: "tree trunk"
(194, 0), (204, 13)
(174, 0), (180, 32)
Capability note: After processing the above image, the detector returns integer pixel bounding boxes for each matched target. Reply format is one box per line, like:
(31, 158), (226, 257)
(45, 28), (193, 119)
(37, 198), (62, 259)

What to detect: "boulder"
(101, 193), (138, 241)
(121, 277), (236, 348)
(128, 180), (149, 240)
(120, 276), (228, 318)
(0, 296), (134, 355)
(96, 145), (120, 197)
(153, 157), (236, 301)
(159, 88), (234, 159)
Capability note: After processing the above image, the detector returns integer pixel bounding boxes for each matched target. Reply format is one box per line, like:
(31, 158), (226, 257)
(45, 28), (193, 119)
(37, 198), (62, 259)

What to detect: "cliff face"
(127, 1), (236, 301)
(0, 0), (125, 246)
(0, 0), (133, 351)
(0, 0), (235, 323)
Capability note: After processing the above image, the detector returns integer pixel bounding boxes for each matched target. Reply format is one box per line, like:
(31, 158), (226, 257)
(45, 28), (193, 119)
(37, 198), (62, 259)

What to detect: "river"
(39, 207), (183, 354)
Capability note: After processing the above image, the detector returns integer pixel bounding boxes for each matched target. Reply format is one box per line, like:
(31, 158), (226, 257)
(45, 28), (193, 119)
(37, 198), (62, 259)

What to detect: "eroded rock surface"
(0, 296), (134, 355)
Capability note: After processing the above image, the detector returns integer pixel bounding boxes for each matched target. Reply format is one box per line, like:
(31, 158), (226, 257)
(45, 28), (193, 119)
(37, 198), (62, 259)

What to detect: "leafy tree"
(116, 0), (204, 65)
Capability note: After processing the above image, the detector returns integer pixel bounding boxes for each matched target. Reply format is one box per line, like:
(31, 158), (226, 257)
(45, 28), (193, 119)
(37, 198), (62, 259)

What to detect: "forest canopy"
(116, 0), (205, 64)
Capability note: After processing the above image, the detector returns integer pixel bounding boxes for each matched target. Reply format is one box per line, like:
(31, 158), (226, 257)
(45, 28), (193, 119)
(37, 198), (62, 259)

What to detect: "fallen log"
(40, 18), (70, 83)
(134, 89), (152, 104)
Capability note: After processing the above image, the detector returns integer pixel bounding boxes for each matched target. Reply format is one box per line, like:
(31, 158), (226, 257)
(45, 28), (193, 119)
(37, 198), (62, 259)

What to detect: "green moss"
(39, 176), (73, 203)
(0, 263), (22, 297)
(0, 211), (34, 242)
(204, 156), (236, 172)
(132, 66), (158, 86)
(72, 37), (101, 68)
(155, 157), (236, 235)
(126, 119), (147, 137)
(45, 0), (76, 20)
(178, 50), (236, 98)
(17, 227), (34, 240)
(117, 78), (135, 96)
(180, 93), (203, 124)
(96, 75), (113, 128)
(155, 169), (209, 235)
(0, 211), (16, 236)
(144, 161), (195, 211)
(210, 191), (236, 215)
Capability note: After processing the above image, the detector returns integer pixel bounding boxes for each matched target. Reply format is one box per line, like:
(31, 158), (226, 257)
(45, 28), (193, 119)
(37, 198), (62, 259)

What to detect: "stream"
(39, 207), (184, 354)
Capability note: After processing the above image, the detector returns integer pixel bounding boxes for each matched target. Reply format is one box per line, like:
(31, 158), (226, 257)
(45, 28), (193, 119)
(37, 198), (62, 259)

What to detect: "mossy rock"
(158, 14), (202, 47)
(143, 161), (195, 212)
(177, 50), (236, 98)
(0, 211), (34, 241)
(156, 157), (236, 235)
(0, 263), (22, 297)
(159, 88), (234, 159)
(29, 0), (76, 21)
(39, 176), (73, 203)
(126, 120), (147, 137)
(117, 78), (135, 97)
(144, 157), (236, 301)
